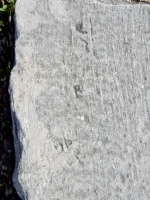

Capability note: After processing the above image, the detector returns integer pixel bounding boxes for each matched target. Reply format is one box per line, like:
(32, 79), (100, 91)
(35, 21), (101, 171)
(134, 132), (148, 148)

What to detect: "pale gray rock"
(9, 0), (150, 199)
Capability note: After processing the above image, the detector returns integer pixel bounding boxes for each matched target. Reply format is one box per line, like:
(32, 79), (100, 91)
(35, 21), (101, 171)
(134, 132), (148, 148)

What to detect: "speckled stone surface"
(9, 0), (150, 199)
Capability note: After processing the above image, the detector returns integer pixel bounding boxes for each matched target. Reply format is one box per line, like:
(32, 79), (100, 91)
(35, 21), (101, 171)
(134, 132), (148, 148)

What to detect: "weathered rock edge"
(9, 0), (150, 199)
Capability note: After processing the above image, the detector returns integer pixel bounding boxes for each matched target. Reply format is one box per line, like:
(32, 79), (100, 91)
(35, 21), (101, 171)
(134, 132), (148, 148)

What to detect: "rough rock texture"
(9, 0), (150, 199)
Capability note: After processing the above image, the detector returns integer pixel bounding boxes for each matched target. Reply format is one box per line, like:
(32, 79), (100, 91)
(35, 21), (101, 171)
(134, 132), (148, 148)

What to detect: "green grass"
(0, 0), (15, 82)
(0, 1), (18, 199)
(0, 0), (15, 21)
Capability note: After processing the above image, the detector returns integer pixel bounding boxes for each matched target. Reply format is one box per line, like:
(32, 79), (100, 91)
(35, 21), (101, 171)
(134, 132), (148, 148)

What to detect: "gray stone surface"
(9, 0), (150, 199)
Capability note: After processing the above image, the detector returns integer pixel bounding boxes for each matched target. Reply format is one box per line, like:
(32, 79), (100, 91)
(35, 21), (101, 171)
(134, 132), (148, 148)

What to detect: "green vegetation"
(0, 0), (15, 82)
(0, 0), (15, 18)
(0, 1), (20, 199)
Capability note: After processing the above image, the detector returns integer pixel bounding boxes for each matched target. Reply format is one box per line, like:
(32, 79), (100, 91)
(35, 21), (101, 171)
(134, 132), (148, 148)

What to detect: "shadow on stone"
(11, 111), (25, 200)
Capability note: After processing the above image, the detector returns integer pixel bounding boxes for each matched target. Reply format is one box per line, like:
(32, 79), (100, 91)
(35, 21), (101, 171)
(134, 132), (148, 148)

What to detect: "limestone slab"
(9, 0), (150, 199)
